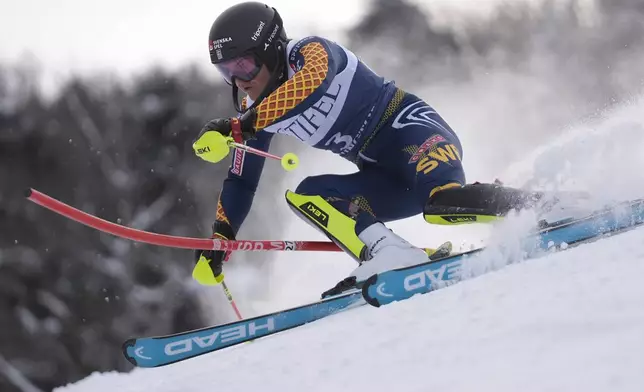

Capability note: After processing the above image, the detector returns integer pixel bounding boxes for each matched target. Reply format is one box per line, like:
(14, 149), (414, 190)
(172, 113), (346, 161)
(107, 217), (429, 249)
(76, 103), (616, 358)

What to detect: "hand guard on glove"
(192, 221), (236, 286)
(199, 107), (257, 139)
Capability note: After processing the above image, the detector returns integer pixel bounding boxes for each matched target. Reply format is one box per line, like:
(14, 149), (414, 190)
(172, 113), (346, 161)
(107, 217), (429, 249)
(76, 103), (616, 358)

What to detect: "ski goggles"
(215, 53), (263, 85)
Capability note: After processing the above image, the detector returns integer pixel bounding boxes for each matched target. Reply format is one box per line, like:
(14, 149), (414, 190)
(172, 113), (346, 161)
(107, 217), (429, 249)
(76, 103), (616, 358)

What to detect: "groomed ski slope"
(58, 225), (644, 392)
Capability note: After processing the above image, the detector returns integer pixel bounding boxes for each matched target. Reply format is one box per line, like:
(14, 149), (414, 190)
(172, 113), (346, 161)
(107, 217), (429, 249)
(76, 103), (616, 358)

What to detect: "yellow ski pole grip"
(192, 131), (233, 163)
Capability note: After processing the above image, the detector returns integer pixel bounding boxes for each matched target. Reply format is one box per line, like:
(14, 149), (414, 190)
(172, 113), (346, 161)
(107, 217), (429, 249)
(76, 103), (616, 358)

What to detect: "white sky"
(0, 0), (512, 83)
(0, 0), (359, 76)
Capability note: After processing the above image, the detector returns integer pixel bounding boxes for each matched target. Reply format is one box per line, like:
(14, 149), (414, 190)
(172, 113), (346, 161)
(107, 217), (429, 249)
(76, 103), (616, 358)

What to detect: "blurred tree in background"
(349, 0), (462, 80)
(348, 0), (644, 167)
(0, 64), (260, 391)
(2, 0), (644, 391)
(349, 0), (644, 109)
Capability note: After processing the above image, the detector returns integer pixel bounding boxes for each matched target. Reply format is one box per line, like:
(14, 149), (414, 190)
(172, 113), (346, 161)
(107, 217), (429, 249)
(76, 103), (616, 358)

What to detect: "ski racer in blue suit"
(192, 2), (530, 296)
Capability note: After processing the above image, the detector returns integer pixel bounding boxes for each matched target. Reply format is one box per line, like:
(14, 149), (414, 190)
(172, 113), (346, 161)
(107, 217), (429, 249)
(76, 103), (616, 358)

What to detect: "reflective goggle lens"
(215, 54), (262, 84)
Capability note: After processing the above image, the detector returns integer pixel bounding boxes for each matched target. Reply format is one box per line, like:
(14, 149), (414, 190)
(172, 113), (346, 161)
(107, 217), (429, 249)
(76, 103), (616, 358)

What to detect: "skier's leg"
(365, 93), (538, 227)
(361, 95), (468, 222)
(288, 162), (457, 289)
(285, 163), (422, 264)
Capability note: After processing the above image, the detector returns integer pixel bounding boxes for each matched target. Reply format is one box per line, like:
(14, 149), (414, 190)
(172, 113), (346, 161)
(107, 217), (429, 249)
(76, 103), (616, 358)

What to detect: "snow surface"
(57, 224), (644, 392)
(55, 68), (644, 392)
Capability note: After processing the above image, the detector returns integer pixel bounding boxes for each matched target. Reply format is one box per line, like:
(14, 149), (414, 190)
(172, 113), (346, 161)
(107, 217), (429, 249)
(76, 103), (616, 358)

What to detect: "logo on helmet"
(210, 37), (232, 60)
(210, 37), (232, 51)
(252, 21), (265, 41)
(264, 24), (280, 51)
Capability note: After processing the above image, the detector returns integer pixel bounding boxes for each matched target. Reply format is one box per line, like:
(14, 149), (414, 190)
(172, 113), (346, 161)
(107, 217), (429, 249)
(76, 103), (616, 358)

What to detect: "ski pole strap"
(230, 117), (243, 143)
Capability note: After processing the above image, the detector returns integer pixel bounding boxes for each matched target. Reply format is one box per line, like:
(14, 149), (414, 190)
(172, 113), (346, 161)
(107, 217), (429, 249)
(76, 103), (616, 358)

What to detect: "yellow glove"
(192, 253), (225, 285)
(192, 222), (235, 285)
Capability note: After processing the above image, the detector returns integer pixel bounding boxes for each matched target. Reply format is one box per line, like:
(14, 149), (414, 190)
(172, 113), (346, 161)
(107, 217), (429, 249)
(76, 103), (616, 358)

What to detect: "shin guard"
(285, 190), (368, 262)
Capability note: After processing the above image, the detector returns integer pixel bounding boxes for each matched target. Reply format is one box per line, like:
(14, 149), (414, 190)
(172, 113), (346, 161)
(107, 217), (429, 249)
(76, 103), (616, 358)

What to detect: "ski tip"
(24, 188), (33, 198)
(361, 274), (381, 307)
(121, 338), (139, 366)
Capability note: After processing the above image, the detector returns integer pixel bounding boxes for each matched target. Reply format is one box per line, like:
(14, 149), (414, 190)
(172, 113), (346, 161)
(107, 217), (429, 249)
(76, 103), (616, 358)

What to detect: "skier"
(192, 1), (532, 296)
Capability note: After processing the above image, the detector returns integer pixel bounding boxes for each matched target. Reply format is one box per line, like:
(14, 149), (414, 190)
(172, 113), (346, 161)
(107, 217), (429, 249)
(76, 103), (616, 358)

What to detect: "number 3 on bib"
(325, 132), (354, 151)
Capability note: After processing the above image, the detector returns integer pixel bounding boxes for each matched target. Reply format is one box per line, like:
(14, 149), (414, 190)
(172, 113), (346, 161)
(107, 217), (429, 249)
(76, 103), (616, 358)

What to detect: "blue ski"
(123, 199), (644, 367)
(122, 289), (364, 367)
(362, 199), (644, 307)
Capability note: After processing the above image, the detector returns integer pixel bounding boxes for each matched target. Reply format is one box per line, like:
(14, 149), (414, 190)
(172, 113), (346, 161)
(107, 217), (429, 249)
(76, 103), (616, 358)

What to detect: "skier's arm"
(216, 130), (274, 234)
(253, 36), (344, 130)
(192, 130), (273, 286)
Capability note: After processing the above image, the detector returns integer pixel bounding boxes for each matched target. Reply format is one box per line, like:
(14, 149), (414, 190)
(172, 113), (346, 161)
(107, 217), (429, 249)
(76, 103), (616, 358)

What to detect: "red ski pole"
(25, 188), (341, 252)
(220, 280), (243, 320)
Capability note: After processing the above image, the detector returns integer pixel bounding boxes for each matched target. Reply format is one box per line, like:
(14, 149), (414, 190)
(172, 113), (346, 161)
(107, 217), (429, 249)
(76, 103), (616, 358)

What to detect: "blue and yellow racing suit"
(215, 36), (465, 260)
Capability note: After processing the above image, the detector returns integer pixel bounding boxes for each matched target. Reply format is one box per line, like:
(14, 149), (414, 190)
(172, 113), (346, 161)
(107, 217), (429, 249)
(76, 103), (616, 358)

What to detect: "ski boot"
(321, 223), (452, 298)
